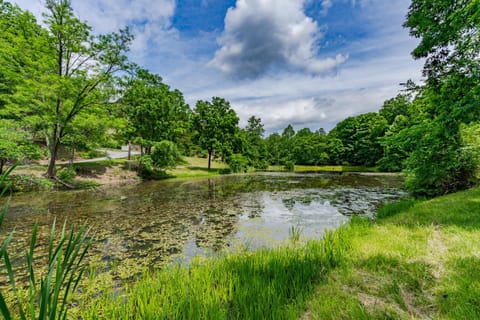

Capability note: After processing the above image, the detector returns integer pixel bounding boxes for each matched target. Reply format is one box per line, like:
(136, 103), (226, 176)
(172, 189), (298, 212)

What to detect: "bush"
(284, 160), (295, 172)
(57, 167), (77, 182)
(404, 121), (477, 197)
(227, 154), (249, 173)
(150, 141), (183, 169)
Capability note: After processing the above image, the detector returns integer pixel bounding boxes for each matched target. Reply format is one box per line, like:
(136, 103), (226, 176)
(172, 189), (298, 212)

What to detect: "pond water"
(1, 172), (406, 275)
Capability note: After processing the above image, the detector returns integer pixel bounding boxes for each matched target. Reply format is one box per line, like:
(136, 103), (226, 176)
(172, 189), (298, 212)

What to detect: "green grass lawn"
(167, 156), (229, 178)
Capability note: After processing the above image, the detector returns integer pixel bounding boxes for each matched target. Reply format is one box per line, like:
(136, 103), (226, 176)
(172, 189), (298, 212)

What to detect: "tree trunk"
(46, 140), (60, 178)
(208, 148), (212, 171)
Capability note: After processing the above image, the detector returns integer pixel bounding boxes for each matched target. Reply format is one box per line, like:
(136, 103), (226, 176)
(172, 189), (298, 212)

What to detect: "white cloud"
(11, 0), (176, 64)
(210, 0), (347, 78)
(320, 0), (333, 16)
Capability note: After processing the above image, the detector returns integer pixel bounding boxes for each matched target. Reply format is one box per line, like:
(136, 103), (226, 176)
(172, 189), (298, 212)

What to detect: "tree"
(403, 0), (480, 195)
(329, 113), (387, 166)
(379, 94), (411, 125)
(292, 128), (329, 165)
(0, 120), (41, 174)
(122, 68), (190, 154)
(239, 116), (267, 168)
(0, 0), (133, 178)
(264, 133), (282, 165)
(192, 97), (239, 170)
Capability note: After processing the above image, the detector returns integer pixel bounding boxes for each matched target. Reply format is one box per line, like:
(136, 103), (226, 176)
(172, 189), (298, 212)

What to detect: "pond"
(1, 172), (406, 277)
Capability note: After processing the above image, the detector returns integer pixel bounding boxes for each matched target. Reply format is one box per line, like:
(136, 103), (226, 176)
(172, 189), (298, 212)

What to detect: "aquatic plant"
(288, 225), (303, 244)
(0, 166), (93, 320)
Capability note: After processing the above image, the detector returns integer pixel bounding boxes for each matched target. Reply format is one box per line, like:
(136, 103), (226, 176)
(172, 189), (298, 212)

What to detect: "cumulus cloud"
(210, 0), (347, 78)
(11, 0), (176, 62)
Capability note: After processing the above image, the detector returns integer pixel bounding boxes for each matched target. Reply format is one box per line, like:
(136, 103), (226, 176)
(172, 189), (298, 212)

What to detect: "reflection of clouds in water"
(236, 187), (406, 248)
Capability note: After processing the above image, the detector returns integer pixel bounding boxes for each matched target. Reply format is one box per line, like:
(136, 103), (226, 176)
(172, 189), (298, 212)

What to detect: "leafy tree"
(292, 128), (329, 165)
(192, 97), (239, 170)
(122, 68), (190, 154)
(402, 0), (480, 195)
(379, 94), (411, 125)
(0, 120), (41, 173)
(280, 124), (296, 164)
(238, 116), (268, 168)
(264, 133), (282, 165)
(329, 113), (387, 166)
(0, 0), (133, 178)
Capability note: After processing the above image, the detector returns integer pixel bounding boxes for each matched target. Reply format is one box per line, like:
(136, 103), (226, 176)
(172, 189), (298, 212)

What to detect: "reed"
(0, 166), (93, 320)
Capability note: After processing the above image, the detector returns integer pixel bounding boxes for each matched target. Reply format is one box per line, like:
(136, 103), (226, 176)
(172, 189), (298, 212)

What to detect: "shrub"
(57, 167), (77, 182)
(150, 141), (183, 169)
(227, 154), (248, 173)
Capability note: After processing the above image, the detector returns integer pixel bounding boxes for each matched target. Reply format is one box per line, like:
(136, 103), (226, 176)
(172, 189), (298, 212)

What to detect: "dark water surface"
(1, 172), (405, 272)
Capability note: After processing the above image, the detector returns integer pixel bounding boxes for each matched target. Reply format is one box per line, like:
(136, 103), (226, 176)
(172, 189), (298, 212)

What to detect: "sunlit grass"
(75, 227), (352, 319)
(304, 187), (480, 319)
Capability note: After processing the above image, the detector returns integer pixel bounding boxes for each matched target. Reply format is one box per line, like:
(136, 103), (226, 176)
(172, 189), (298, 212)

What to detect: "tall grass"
(0, 166), (93, 320)
(78, 226), (351, 319)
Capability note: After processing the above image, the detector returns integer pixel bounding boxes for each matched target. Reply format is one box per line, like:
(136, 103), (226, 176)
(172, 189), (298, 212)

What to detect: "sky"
(11, 0), (424, 134)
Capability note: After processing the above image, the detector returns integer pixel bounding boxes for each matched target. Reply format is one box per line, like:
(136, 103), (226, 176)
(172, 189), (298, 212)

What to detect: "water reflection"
(1, 173), (406, 276)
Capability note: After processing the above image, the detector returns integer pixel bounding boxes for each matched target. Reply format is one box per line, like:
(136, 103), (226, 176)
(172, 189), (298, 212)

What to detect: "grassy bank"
(71, 187), (480, 319)
(305, 187), (480, 319)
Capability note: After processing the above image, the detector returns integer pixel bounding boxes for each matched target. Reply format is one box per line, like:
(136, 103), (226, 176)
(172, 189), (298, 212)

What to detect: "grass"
(167, 157), (229, 178)
(74, 227), (350, 319)
(304, 187), (480, 319)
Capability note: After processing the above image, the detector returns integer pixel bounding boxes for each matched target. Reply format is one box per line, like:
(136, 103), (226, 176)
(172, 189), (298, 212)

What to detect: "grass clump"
(77, 227), (351, 319)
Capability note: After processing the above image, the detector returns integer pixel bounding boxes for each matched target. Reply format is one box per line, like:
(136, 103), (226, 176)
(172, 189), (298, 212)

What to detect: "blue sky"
(13, 0), (423, 133)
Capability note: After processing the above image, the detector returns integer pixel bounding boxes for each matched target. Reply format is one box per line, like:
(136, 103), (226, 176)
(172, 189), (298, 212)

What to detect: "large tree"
(0, 0), (133, 178)
(122, 68), (190, 154)
(402, 0), (480, 195)
(192, 97), (239, 170)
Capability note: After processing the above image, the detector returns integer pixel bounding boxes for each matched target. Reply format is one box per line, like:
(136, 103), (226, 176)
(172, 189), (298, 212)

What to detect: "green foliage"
(57, 167), (77, 182)
(405, 0), (480, 79)
(329, 113), (388, 166)
(400, 0), (480, 196)
(150, 140), (183, 169)
(403, 120), (477, 196)
(122, 68), (191, 154)
(0, 120), (41, 173)
(0, 0), (133, 178)
(284, 160), (295, 172)
(192, 97), (239, 170)
(227, 153), (248, 173)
